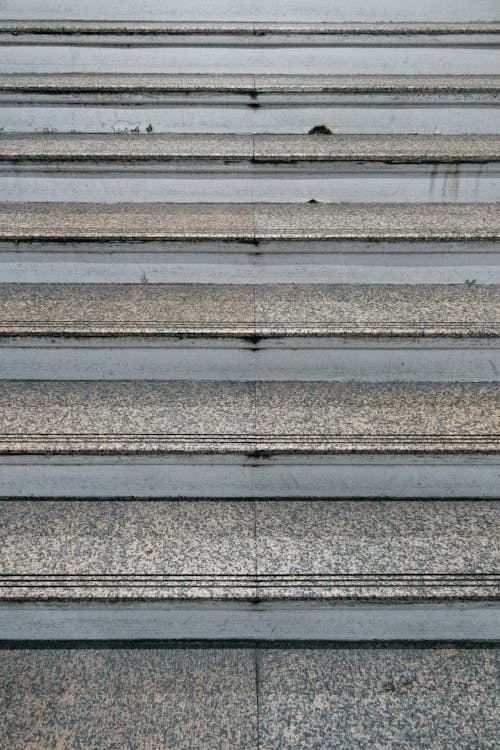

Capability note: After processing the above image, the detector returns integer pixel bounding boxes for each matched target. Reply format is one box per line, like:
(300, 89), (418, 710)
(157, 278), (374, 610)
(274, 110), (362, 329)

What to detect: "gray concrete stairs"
(0, 2), (499, 748)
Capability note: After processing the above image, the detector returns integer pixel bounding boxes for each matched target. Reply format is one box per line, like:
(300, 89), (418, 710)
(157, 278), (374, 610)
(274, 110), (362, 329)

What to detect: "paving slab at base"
(1, 644), (498, 750)
(0, 646), (258, 750)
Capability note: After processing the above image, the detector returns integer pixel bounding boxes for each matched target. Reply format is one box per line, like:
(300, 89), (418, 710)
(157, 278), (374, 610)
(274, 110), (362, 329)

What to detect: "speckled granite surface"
(0, 283), (498, 337)
(0, 648), (257, 750)
(0, 73), (498, 93)
(1, 134), (498, 162)
(0, 380), (498, 454)
(258, 646), (500, 750)
(0, 646), (498, 749)
(0, 500), (498, 600)
(0, 203), (498, 242)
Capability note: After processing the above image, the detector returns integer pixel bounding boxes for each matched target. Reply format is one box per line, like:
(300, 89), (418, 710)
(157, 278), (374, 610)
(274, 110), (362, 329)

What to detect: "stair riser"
(1, 455), (498, 499)
(2, 0), (497, 23)
(2, 43), (498, 75)
(1, 339), (498, 381)
(0, 602), (498, 641)
(1, 97), (497, 135)
(1, 164), (497, 203)
(1, 243), (497, 284)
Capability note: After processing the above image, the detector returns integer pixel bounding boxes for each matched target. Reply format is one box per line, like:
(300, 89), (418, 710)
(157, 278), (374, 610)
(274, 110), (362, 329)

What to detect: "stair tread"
(1, 133), (499, 163)
(1, 499), (498, 601)
(1, 202), (498, 242)
(2, 21), (499, 35)
(0, 380), (497, 454)
(1, 283), (498, 337)
(1, 73), (498, 93)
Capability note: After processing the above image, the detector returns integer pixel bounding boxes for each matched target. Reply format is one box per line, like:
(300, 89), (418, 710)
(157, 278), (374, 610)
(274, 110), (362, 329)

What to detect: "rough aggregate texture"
(0, 646), (498, 749)
(0, 648), (257, 750)
(0, 499), (498, 600)
(0, 282), (498, 337)
(1, 133), (499, 163)
(258, 646), (500, 750)
(0, 73), (498, 93)
(0, 202), (498, 242)
(0, 380), (498, 454)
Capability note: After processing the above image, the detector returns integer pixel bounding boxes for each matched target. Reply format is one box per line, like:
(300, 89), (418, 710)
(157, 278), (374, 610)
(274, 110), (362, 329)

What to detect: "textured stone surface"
(256, 500), (500, 599)
(0, 380), (498, 454)
(0, 73), (498, 94)
(0, 499), (498, 601)
(258, 646), (500, 750)
(0, 283), (255, 336)
(1, 133), (498, 163)
(0, 133), (255, 161)
(0, 648), (257, 750)
(252, 203), (500, 241)
(254, 283), (500, 336)
(0, 646), (498, 749)
(0, 500), (257, 599)
(255, 381), (499, 452)
(1, 283), (498, 337)
(1, 21), (499, 35)
(254, 74), (500, 93)
(1, 203), (498, 242)
(0, 380), (256, 454)
(254, 134), (500, 162)
(0, 73), (256, 92)
(0, 203), (256, 242)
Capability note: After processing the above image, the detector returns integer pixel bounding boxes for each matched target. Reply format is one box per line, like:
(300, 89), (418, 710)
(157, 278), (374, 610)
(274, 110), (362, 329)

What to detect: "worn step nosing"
(2, 22), (500, 36)
(1, 134), (499, 164)
(1, 73), (499, 94)
(1, 203), (498, 242)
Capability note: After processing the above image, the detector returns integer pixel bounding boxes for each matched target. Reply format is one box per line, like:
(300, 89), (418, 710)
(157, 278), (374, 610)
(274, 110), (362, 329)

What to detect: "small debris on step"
(308, 125), (334, 135)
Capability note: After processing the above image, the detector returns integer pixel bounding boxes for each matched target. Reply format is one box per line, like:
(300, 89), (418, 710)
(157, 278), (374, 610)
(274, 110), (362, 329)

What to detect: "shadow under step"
(0, 499), (499, 641)
(1, 134), (498, 203)
(0, 74), (498, 134)
(1, 282), (498, 381)
(1, 202), (498, 283)
(0, 380), (498, 498)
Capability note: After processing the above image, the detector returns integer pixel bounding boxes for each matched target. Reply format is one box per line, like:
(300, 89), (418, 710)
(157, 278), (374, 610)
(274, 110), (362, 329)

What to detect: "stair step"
(1, 499), (498, 603)
(2, 134), (498, 203)
(1, 282), (498, 337)
(0, 283), (498, 381)
(1, 74), (497, 134)
(1, 202), (497, 284)
(3, 133), (498, 162)
(0, 380), (497, 454)
(1, 22), (498, 75)
(2, 202), (497, 241)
